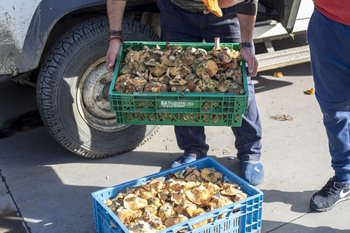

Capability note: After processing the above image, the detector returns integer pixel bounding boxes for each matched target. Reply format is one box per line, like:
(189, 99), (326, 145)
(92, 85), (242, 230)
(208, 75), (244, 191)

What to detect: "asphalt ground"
(1, 62), (350, 233)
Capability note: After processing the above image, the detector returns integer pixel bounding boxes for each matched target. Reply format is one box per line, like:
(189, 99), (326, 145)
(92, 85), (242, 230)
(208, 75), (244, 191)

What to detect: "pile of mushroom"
(114, 38), (245, 95)
(103, 167), (248, 233)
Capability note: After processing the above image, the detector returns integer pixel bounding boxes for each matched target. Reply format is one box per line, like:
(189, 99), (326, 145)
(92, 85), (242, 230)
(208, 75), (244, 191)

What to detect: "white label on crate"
(160, 101), (195, 108)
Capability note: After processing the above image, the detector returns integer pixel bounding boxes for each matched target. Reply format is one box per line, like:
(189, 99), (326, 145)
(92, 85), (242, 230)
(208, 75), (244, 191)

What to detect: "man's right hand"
(105, 39), (122, 72)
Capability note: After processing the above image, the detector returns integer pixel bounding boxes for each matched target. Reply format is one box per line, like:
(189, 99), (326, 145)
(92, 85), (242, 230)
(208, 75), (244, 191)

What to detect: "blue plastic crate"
(92, 157), (263, 233)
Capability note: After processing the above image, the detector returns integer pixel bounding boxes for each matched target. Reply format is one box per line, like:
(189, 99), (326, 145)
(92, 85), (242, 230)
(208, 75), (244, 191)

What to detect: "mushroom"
(114, 74), (134, 94)
(160, 54), (178, 67)
(166, 179), (187, 192)
(194, 48), (208, 57)
(132, 76), (148, 93)
(139, 188), (157, 200)
(170, 191), (186, 205)
(143, 82), (168, 92)
(209, 193), (233, 209)
(158, 189), (171, 201)
(220, 184), (243, 196)
(164, 214), (189, 228)
(158, 202), (176, 221)
(194, 78), (218, 93)
(149, 64), (168, 77)
(189, 208), (208, 229)
(149, 179), (165, 191)
(124, 48), (141, 62)
(217, 80), (234, 93)
(150, 215), (163, 230)
(177, 51), (195, 65)
(159, 68), (171, 84)
(144, 58), (160, 67)
(127, 220), (153, 233)
(196, 60), (218, 78)
(184, 169), (201, 182)
(117, 208), (143, 226)
(144, 205), (159, 216)
(169, 74), (187, 86)
(184, 184), (211, 206)
(169, 65), (192, 77)
(219, 50), (233, 63)
(232, 192), (248, 202)
(123, 194), (148, 210)
(148, 197), (162, 208)
(226, 82), (245, 95)
(186, 47), (197, 55)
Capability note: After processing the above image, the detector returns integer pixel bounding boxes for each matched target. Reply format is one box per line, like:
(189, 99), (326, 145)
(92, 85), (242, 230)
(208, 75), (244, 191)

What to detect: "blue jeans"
(307, 8), (350, 182)
(157, 0), (262, 162)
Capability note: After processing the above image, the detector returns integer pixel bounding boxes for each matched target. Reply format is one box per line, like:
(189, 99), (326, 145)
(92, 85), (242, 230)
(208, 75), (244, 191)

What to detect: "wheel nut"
(100, 78), (107, 85)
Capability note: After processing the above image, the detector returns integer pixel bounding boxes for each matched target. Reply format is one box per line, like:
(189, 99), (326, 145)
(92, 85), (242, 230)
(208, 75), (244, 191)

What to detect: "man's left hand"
(240, 47), (258, 77)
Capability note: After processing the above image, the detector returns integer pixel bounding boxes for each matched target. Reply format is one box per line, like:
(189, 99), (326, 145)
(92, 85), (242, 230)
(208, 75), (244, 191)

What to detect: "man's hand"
(203, 0), (245, 14)
(106, 0), (125, 71)
(240, 47), (258, 77)
(105, 39), (122, 72)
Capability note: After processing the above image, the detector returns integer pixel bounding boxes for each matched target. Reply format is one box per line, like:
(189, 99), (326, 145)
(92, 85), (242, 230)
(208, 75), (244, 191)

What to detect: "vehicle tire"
(37, 17), (160, 158)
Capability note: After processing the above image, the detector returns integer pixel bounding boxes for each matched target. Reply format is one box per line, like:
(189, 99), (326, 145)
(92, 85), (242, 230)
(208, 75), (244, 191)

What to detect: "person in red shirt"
(308, 0), (350, 211)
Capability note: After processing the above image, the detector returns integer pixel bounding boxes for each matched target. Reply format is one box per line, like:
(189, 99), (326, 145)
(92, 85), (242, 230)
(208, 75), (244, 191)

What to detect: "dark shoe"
(241, 161), (264, 186)
(310, 176), (350, 212)
(171, 153), (197, 168)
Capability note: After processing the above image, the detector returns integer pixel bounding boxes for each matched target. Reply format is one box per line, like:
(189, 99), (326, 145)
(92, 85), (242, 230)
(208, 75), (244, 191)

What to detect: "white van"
(0, 0), (313, 158)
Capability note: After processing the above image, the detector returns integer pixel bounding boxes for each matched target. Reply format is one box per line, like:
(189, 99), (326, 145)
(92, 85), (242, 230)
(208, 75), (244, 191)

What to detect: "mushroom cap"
(166, 179), (187, 192)
(123, 194), (148, 210)
(160, 55), (178, 67)
(158, 202), (176, 221)
(149, 64), (168, 77)
(149, 179), (165, 191)
(232, 192), (249, 202)
(117, 208), (143, 226)
(220, 185), (243, 196)
(127, 220), (154, 233)
(196, 60), (218, 78)
(144, 205), (159, 216)
(169, 65), (192, 77)
(184, 185), (211, 205)
(186, 47), (197, 55)
(211, 193), (233, 208)
(194, 48), (208, 57)
(125, 49), (141, 62)
(171, 191), (185, 205)
(143, 82), (168, 93)
(148, 197), (162, 208)
(185, 169), (201, 182)
(164, 215), (189, 228)
(139, 188), (157, 200)
(168, 75), (187, 86)
(190, 208), (208, 229)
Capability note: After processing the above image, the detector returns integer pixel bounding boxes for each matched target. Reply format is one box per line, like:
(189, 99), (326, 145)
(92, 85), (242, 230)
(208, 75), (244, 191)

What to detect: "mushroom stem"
(214, 37), (221, 51)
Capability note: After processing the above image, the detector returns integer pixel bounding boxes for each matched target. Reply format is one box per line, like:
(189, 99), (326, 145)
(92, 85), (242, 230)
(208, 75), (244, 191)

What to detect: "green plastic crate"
(109, 41), (248, 127)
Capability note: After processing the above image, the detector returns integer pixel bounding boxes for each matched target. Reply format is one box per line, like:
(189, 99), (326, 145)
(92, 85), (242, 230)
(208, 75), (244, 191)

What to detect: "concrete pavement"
(1, 62), (349, 233)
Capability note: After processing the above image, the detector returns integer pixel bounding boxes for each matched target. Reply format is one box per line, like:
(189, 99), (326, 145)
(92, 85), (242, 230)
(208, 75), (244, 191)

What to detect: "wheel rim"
(77, 57), (128, 132)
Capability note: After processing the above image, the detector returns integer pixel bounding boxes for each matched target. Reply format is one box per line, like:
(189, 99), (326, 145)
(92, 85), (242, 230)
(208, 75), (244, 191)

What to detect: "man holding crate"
(106, 0), (264, 186)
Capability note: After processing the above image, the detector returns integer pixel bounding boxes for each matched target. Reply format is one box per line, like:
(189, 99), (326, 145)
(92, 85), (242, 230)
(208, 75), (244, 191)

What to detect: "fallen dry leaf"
(304, 88), (314, 95)
(273, 72), (283, 78)
(270, 114), (293, 121)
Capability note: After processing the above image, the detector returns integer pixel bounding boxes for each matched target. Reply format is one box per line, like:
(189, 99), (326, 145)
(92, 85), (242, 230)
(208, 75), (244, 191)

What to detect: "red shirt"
(313, 0), (350, 25)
